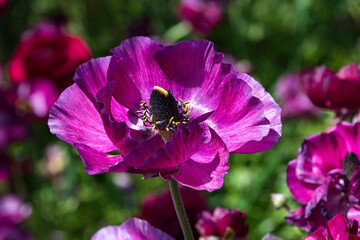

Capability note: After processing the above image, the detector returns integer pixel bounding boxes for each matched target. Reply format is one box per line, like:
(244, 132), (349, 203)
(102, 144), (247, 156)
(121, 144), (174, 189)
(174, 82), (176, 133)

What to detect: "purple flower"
(16, 78), (59, 118)
(300, 63), (360, 109)
(48, 37), (281, 191)
(304, 214), (360, 240)
(91, 218), (174, 240)
(178, 0), (224, 36)
(0, 195), (32, 225)
(275, 72), (321, 120)
(0, 88), (28, 149)
(139, 186), (209, 239)
(286, 121), (360, 233)
(196, 207), (248, 239)
(0, 195), (32, 240)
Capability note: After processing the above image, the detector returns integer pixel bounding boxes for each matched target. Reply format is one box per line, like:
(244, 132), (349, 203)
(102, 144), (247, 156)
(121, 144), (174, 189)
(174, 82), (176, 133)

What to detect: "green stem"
(168, 178), (194, 240)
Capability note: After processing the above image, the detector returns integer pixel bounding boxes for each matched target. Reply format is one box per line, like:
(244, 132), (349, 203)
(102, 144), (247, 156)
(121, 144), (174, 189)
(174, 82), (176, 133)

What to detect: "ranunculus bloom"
(275, 72), (321, 120)
(178, 0), (224, 36)
(304, 214), (360, 240)
(139, 186), (209, 239)
(48, 37), (281, 191)
(286, 121), (360, 233)
(196, 207), (248, 239)
(8, 20), (91, 91)
(300, 63), (360, 109)
(91, 218), (174, 240)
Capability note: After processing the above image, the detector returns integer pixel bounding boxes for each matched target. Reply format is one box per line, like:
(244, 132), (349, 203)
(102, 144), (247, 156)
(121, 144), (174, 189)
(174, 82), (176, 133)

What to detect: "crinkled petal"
(205, 76), (270, 153)
(296, 130), (347, 184)
(326, 214), (348, 240)
(91, 218), (175, 240)
(286, 160), (319, 204)
(48, 84), (115, 153)
(74, 56), (111, 104)
(74, 143), (125, 175)
(172, 127), (229, 192)
(154, 40), (232, 118)
(238, 72), (282, 153)
(108, 37), (168, 110)
(136, 120), (203, 173)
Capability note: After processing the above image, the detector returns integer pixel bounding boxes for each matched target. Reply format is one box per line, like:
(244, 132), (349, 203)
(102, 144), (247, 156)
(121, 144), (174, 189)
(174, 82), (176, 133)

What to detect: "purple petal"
(237, 72), (282, 153)
(347, 207), (360, 224)
(74, 56), (112, 105)
(205, 76), (270, 153)
(48, 84), (116, 153)
(285, 206), (327, 233)
(296, 130), (347, 184)
(262, 234), (283, 240)
(138, 120), (203, 173)
(108, 37), (168, 110)
(304, 232), (326, 240)
(172, 127), (229, 192)
(326, 214), (348, 240)
(286, 160), (318, 204)
(154, 40), (232, 118)
(91, 218), (175, 240)
(333, 121), (360, 158)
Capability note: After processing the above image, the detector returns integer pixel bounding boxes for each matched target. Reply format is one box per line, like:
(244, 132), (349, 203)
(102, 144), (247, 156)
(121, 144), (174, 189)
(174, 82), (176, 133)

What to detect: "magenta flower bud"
(300, 63), (360, 109)
(91, 218), (175, 240)
(178, 0), (224, 36)
(196, 207), (248, 239)
(0, 195), (32, 226)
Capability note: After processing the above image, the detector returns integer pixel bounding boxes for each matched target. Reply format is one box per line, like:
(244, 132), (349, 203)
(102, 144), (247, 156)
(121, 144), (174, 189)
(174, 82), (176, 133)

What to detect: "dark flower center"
(137, 86), (190, 131)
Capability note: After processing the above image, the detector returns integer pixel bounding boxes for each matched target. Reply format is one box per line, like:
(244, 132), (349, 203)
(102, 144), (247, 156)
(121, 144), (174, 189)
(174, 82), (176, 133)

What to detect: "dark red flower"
(138, 187), (209, 239)
(300, 63), (360, 109)
(8, 20), (91, 91)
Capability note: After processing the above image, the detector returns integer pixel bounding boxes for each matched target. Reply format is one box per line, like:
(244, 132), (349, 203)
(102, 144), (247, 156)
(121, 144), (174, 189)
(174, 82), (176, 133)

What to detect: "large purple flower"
(300, 63), (360, 109)
(91, 218), (174, 240)
(48, 37), (281, 191)
(286, 121), (360, 233)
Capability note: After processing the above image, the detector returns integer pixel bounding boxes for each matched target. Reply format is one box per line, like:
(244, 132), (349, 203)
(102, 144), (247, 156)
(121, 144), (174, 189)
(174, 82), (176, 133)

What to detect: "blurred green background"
(1, 0), (360, 239)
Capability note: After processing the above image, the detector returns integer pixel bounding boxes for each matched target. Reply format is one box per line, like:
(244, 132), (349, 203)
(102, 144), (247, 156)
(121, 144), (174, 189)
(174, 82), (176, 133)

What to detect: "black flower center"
(137, 86), (190, 131)
(343, 152), (360, 179)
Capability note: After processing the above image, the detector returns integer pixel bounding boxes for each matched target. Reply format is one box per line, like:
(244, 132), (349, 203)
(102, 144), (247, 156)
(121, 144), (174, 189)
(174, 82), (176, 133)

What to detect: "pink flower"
(196, 207), (248, 239)
(300, 63), (360, 109)
(275, 72), (321, 120)
(8, 20), (91, 91)
(178, 0), (224, 36)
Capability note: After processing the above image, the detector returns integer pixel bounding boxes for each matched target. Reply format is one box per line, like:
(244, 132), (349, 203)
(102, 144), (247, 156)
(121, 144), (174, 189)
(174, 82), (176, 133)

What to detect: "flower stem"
(168, 178), (194, 240)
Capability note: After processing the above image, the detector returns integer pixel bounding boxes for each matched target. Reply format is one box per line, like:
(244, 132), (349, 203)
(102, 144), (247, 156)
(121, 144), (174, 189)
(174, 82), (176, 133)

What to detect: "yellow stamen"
(150, 115), (153, 123)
